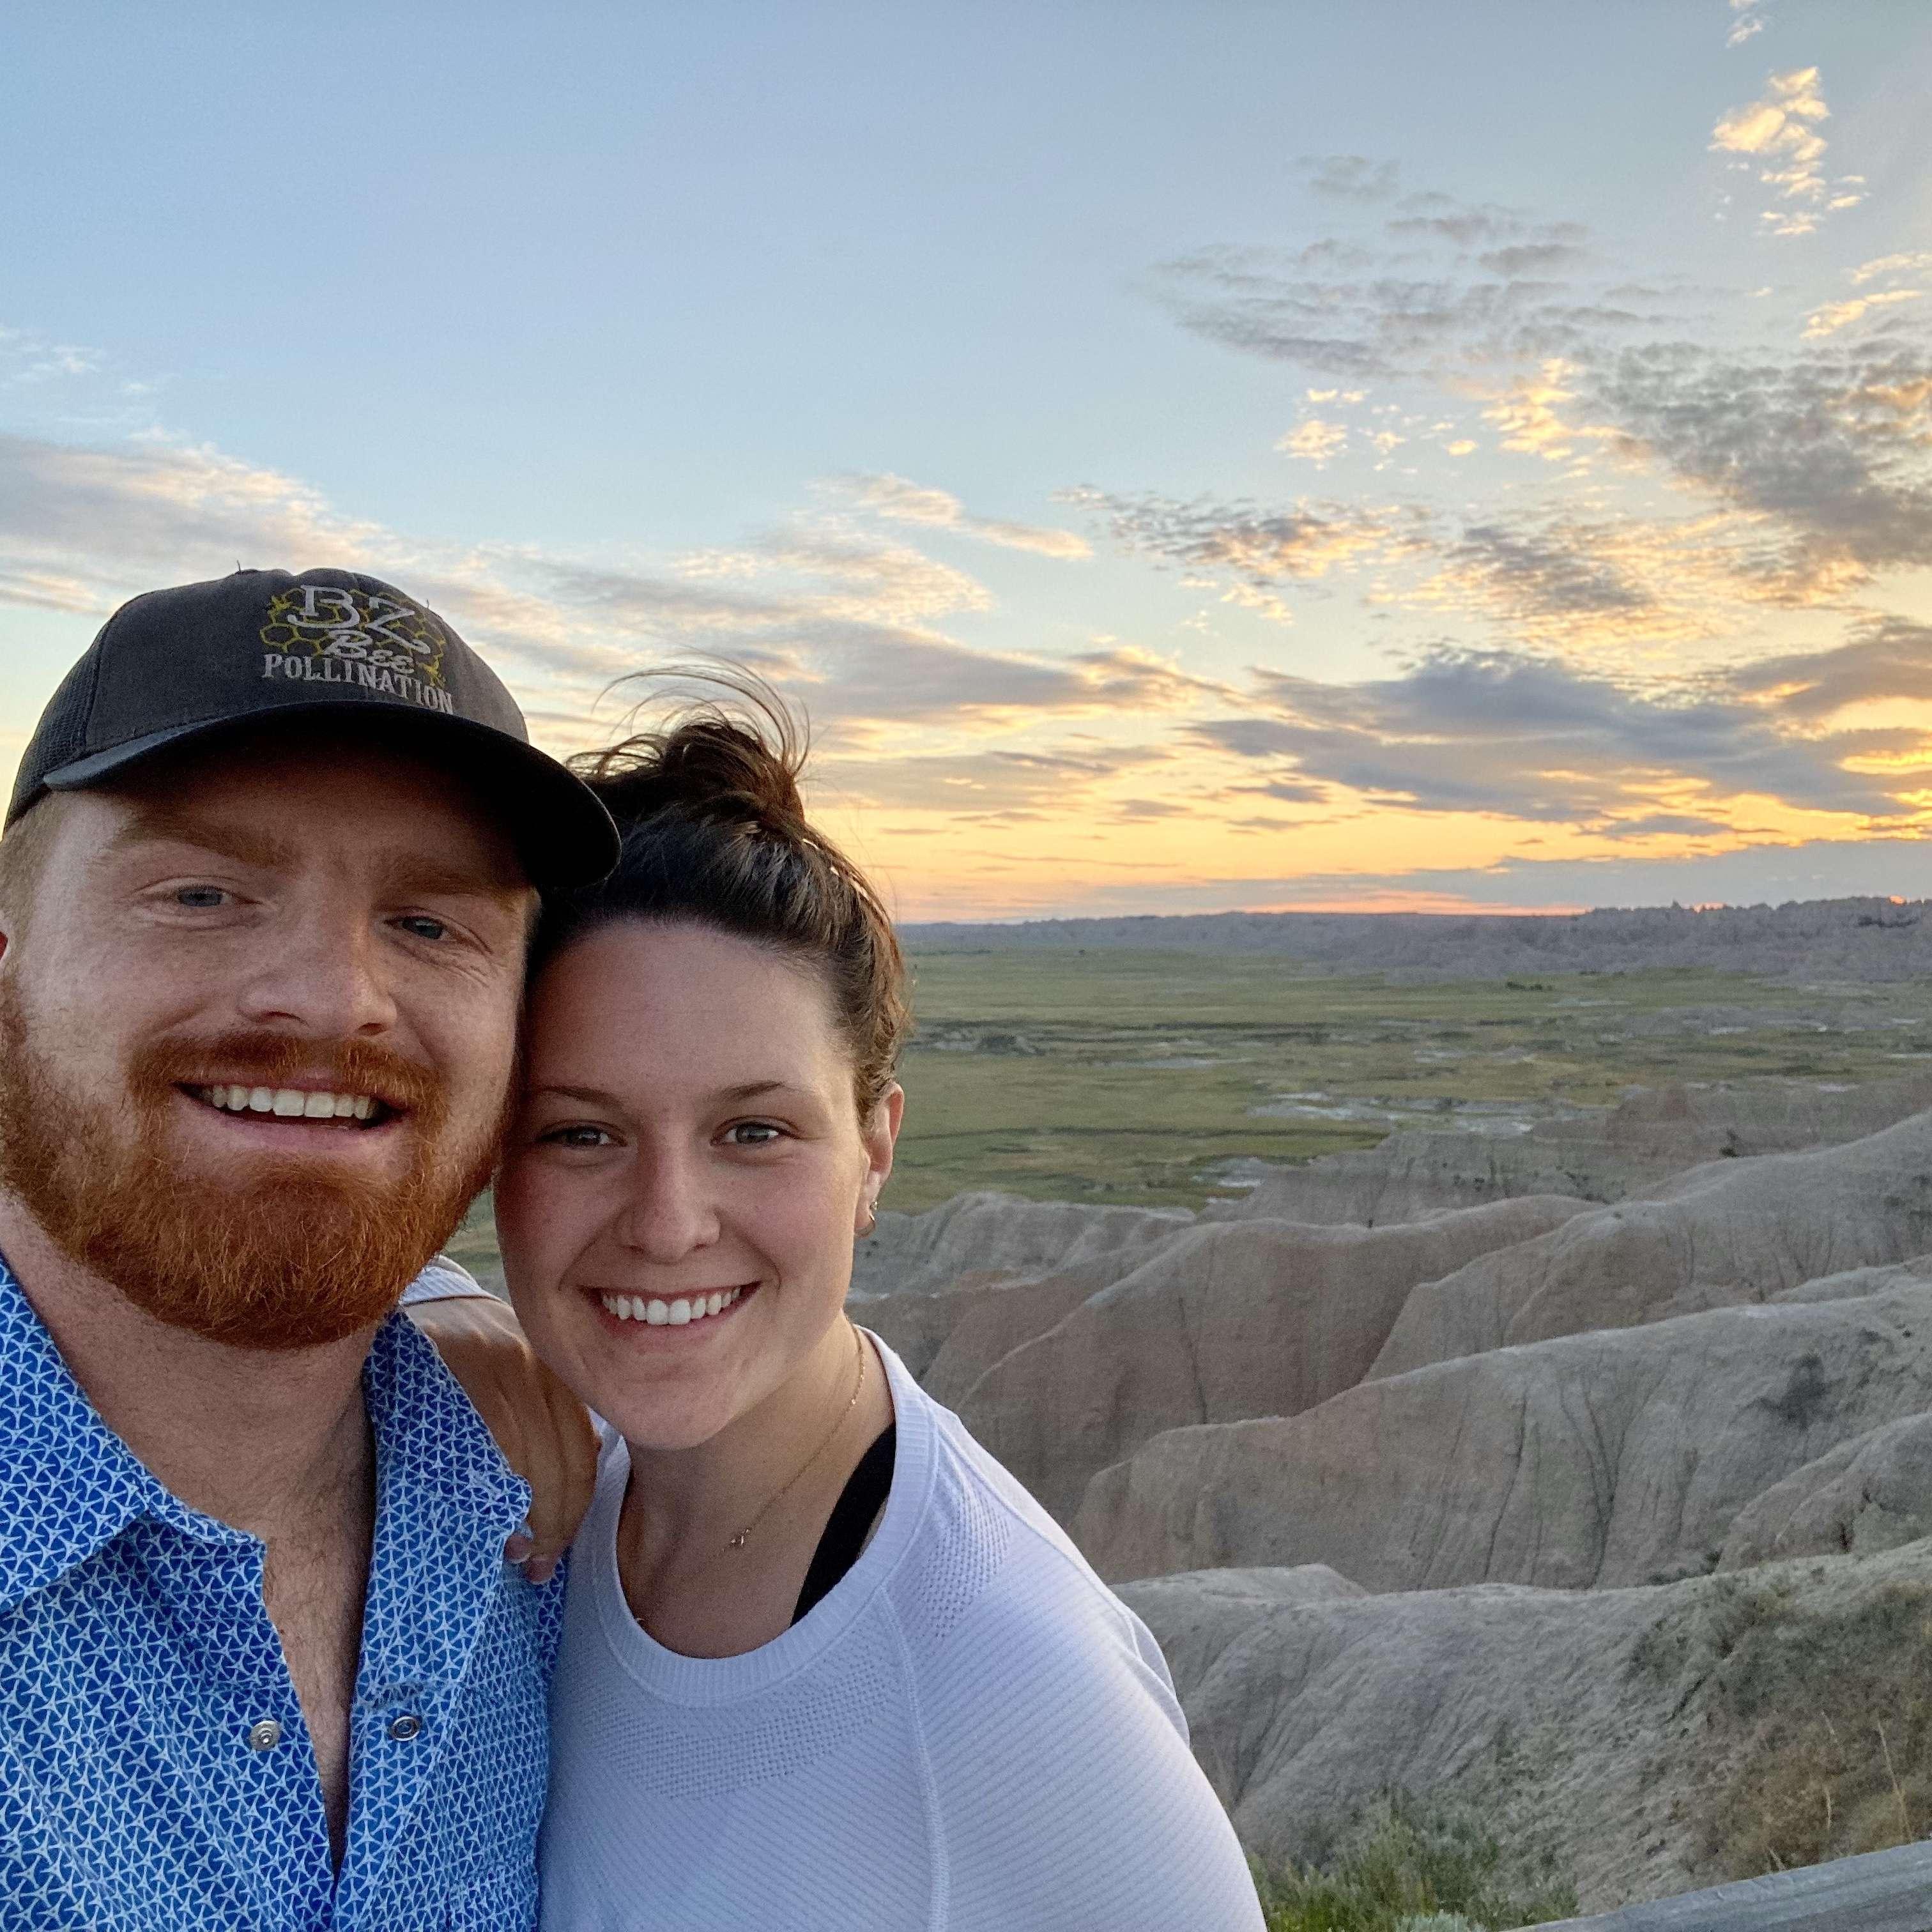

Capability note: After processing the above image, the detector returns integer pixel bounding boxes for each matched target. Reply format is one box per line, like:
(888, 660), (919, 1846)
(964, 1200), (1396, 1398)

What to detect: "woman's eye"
(723, 1121), (784, 1147)
(540, 1124), (615, 1150)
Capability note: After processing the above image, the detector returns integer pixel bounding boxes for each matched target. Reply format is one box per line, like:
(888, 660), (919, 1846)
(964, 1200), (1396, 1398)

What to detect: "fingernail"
(505, 1533), (534, 1563)
(528, 1557), (557, 1584)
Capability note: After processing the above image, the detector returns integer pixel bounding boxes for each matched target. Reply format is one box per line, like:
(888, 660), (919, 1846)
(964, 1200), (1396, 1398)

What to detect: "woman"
(492, 696), (1265, 1929)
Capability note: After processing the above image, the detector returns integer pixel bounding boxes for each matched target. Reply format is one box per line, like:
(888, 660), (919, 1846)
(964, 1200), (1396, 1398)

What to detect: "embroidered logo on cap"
(258, 585), (456, 714)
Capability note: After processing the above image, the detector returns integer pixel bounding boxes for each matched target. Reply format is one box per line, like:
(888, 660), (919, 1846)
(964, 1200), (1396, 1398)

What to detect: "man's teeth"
(194, 1085), (378, 1121)
(599, 1286), (744, 1327)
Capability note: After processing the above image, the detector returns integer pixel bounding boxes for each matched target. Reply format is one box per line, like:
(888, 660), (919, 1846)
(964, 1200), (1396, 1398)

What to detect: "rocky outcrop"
(850, 1190), (1188, 1301)
(1720, 1412), (1932, 1567)
(1116, 1565), (1365, 1692)
(1371, 1112), (1932, 1378)
(1213, 1077), (1932, 1230)
(861, 1252), (1133, 1386)
(905, 897), (1932, 981)
(1119, 1536), (1932, 1912)
(1078, 1280), (1932, 1588)
(947, 1197), (1584, 1521)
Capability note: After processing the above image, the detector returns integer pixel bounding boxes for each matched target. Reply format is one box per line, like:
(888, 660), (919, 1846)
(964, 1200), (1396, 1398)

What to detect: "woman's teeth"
(599, 1286), (744, 1327)
(194, 1085), (378, 1121)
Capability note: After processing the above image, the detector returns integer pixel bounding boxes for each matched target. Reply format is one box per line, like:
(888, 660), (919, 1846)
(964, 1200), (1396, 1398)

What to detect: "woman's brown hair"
(533, 676), (910, 1115)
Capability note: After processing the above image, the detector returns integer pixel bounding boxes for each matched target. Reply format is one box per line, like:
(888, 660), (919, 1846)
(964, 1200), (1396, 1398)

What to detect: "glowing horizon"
(4, 4), (1931, 921)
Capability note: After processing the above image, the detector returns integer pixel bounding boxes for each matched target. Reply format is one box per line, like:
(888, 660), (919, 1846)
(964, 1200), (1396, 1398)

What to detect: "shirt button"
(247, 1719), (282, 1752)
(387, 1714), (423, 1742)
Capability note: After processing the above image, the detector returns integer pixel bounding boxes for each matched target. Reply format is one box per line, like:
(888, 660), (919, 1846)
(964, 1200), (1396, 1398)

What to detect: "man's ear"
(0, 791), (72, 971)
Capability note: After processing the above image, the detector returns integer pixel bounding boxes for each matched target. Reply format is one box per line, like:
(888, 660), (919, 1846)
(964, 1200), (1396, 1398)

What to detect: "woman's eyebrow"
(529, 1078), (802, 1106)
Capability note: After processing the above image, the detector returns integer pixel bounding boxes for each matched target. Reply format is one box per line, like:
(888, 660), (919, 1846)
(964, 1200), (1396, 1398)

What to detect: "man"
(0, 569), (615, 1928)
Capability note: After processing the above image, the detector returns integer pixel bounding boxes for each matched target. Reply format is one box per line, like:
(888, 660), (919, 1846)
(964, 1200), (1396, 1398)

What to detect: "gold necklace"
(725, 1324), (866, 1552)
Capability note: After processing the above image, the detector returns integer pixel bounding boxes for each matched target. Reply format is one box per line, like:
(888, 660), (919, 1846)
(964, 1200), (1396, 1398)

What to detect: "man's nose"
(235, 901), (400, 1038)
(617, 1146), (721, 1262)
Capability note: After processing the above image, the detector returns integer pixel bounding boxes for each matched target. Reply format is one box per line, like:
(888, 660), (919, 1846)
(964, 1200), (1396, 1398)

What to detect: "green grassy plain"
(445, 951), (1932, 1261)
(885, 951), (1932, 1213)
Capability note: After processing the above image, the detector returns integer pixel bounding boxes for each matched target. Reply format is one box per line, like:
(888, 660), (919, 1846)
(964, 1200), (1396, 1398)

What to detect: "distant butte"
(903, 894), (1932, 982)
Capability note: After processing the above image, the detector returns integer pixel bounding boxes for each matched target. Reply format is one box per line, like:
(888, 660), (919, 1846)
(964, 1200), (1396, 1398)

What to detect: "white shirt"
(538, 1336), (1265, 1930)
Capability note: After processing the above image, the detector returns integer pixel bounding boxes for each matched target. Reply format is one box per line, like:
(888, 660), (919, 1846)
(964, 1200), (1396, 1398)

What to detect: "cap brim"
(42, 704), (620, 889)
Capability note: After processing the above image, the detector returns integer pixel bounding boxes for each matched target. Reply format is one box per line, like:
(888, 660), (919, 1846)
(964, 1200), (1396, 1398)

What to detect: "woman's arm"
(403, 1274), (600, 1583)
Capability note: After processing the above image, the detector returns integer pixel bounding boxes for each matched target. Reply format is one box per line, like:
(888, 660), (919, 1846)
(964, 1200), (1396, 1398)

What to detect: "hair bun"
(572, 671), (809, 833)
(542, 664), (910, 1113)
(654, 717), (805, 826)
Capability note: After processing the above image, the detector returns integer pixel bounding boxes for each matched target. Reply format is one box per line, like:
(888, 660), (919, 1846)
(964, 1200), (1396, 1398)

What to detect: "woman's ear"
(857, 1082), (903, 1229)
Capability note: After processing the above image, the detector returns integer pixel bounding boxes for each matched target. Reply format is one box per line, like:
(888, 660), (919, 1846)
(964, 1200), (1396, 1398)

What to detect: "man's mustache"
(128, 1031), (445, 1119)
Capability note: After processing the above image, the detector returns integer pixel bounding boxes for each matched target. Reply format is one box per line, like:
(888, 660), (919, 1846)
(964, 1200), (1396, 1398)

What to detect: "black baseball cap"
(8, 567), (619, 887)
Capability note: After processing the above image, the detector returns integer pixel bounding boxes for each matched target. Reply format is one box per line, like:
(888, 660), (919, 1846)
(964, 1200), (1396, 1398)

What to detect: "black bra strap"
(791, 1423), (896, 1625)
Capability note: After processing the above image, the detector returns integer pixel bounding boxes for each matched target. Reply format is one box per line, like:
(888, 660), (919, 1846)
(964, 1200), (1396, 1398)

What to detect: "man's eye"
(395, 916), (450, 942)
(174, 885), (229, 909)
(723, 1122), (784, 1147)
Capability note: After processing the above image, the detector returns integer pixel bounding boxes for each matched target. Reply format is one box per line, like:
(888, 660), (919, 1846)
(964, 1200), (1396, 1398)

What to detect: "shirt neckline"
(0, 1247), (530, 1613)
(586, 1331), (935, 1706)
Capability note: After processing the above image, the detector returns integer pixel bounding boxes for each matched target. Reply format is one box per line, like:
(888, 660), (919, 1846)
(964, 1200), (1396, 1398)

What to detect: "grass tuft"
(1252, 1791), (1576, 1931)
(1696, 1580), (1932, 1876)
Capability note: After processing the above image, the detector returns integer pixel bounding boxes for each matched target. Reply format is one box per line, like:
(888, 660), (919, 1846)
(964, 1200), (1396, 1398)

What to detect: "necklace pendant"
(727, 1531), (749, 1550)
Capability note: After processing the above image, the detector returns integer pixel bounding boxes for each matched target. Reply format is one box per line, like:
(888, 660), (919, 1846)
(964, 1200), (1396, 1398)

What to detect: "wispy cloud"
(1275, 418), (1349, 465)
(1727, 0), (1770, 49)
(833, 471), (1090, 558)
(1802, 289), (1923, 340)
(1479, 359), (1622, 462)
(1386, 204), (1585, 255)
(1192, 631), (1932, 831)
(1065, 487), (1424, 600)
(0, 433), (1182, 755)
(821, 742), (1171, 820)
(1852, 252), (1932, 286)
(0, 328), (103, 387)
(1299, 155), (1400, 203)
(1151, 208), (1653, 382)
(1584, 339), (1932, 598)
(1710, 66), (1864, 236)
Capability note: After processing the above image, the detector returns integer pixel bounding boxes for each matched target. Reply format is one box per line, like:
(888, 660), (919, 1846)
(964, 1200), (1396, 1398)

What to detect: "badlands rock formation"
(1077, 1276), (1932, 1588)
(851, 1190), (1188, 1301)
(1118, 1536), (1932, 1910)
(1719, 1404), (1932, 1567)
(933, 1197), (1583, 1521)
(1372, 1108), (1932, 1376)
(1208, 1071), (1932, 1227)
(905, 895), (1932, 981)
(858, 1077), (1932, 1912)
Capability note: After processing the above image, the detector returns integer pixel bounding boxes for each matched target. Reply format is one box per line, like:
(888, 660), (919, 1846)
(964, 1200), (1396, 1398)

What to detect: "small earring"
(858, 1203), (878, 1238)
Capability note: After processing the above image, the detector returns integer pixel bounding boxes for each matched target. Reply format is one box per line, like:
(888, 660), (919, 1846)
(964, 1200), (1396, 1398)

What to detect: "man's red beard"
(0, 990), (507, 1351)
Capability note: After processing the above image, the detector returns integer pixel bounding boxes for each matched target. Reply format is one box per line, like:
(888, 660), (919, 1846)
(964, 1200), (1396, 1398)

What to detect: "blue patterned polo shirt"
(0, 1252), (560, 1929)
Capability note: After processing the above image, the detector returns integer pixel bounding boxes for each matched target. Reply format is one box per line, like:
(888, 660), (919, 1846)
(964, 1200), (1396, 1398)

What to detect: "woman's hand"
(406, 1294), (600, 1583)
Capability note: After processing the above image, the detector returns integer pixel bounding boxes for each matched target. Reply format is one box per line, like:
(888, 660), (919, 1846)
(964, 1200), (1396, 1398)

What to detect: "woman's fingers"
(404, 1292), (597, 1576)
(521, 1368), (602, 1579)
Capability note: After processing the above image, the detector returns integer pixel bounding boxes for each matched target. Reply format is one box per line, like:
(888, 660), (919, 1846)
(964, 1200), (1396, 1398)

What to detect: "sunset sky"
(5, 2), (1932, 920)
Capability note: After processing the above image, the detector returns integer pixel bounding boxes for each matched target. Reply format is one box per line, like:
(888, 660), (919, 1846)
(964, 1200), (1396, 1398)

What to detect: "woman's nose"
(615, 1149), (721, 1261)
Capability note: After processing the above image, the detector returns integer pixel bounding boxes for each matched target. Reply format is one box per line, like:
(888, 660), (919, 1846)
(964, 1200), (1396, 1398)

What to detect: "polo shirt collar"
(0, 1250), (236, 1613)
(0, 1251), (530, 1618)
